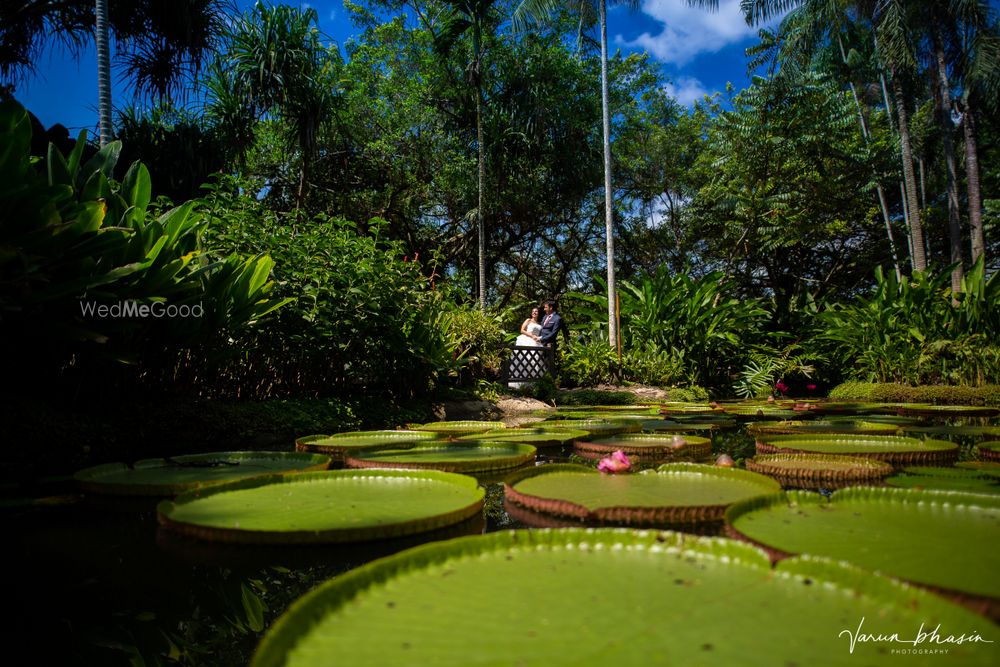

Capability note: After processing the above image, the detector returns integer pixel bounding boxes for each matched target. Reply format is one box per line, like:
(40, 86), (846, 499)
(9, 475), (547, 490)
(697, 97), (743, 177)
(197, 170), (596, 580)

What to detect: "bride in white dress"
(509, 307), (543, 388)
(516, 307), (543, 347)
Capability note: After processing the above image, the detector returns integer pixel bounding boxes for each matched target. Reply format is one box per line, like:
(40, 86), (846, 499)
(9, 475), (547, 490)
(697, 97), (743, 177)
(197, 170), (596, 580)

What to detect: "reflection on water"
(7, 409), (994, 665)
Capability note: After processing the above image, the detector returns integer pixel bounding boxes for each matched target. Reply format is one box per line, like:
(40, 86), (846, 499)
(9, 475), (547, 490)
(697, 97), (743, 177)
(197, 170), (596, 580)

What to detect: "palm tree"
(96, 0), (112, 146)
(1, 1), (227, 143)
(435, 0), (497, 313)
(515, 0), (719, 348)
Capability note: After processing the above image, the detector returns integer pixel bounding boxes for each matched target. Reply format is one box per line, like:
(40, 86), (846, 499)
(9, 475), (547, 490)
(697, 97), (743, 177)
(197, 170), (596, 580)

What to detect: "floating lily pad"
(755, 435), (959, 468)
(809, 402), (896, 415)
(896, 404), (1000, 417)
(726, 487), (1000, 610)
(456, 428), (588, 448)
(719, 406), (805, 420)
(980, 442), (1000, 462)
(504, 463), (779, 528)
(251, 528), (997, 667)
(75, 452), (332, 496)
(747, 420), (901, 436)
(296, 431), (435, 461)
(556, 408), (660, 420)
(344, 442), (537, 473)
(745, 454), (893, 490)
(826, 414), (923, 426)
(537, 419), (641, 437)
(658, 404), (724, 416)
(959, 460), (1000, 477)
(886, 466), (1000, 494)
(574, 434), (712, 464)
(157, 470), (484, 544)
(639, 420), (722, 433)
(412, 421), (505, 437)
(903, 426), (1000, 442)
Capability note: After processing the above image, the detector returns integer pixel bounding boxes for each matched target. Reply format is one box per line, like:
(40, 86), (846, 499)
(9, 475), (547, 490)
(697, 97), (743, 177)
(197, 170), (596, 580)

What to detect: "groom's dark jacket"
(539, 312), (563, 347)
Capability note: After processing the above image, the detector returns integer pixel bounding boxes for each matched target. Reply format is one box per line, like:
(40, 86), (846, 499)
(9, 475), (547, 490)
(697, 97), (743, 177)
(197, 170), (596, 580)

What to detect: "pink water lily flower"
(597, 450), (632, 474)
(806, 384), (817, 391)
(775, 380), (789, 394)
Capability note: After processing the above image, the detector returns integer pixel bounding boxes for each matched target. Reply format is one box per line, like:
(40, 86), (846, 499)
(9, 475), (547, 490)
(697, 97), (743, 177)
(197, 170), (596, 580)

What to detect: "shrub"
(828, 382), (1000, 405)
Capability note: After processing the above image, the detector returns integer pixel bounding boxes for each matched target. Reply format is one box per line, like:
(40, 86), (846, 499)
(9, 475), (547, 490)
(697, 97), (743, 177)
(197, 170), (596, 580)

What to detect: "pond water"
(7, 407), (997, 666)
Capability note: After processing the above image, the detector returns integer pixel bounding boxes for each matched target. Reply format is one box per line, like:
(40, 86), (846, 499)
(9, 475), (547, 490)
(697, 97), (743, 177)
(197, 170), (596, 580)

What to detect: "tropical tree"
(434, 0), (498, 312)
(514, 0), (719, 348)
(0, 0), (228, 142)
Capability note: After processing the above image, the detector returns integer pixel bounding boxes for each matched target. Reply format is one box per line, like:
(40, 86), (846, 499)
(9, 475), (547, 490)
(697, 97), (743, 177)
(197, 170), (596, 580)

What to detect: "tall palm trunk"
(962, 98), (985, 264)
(95, 0), (112, 146)
(599, 0), (617, 347)
(890, 68), (926, 272)
(932, 31), (963, 295)
(838, 36), (900, 279)
(476, 86), (486, 312)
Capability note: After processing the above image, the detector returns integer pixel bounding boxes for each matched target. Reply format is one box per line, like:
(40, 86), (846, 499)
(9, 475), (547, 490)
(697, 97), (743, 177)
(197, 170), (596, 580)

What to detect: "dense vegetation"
(2, 0), (998, 409)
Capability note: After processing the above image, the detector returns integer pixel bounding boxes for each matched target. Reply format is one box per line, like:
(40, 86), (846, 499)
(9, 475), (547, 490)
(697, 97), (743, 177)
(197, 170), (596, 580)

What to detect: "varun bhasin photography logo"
(839, 617), (994, 656)
(79, 300), (204, 319)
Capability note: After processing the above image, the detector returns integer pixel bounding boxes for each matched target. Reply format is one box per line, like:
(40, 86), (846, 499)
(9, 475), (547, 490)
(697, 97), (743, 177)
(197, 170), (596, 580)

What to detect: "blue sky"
(16, 0), (773, 134)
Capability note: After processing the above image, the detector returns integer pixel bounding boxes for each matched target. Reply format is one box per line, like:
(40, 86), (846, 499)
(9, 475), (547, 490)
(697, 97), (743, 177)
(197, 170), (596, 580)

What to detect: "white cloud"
(664, 76), (712, 106)
(616, 0), (758, 66)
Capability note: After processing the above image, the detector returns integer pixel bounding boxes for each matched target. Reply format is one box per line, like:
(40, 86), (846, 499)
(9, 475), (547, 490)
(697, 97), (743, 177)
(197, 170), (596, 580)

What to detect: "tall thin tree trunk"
(962, 99), (985, 263)
(840, 37), (900, 279)
(918, 157), (926, 210)
(933, 32), (964, 294)
(599, 0), (617, 348)
(95, 0), (113, 147)
(476, 86), (486, 312)
(890, 69), (926, 272)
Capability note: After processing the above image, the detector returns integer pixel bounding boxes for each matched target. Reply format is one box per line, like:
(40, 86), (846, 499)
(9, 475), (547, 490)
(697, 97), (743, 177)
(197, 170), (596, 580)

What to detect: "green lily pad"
(826, 414), (923, 426)
(903, 426), (1000, 441)
(75, 452), (331, 496)
(959, 460), (1000, 477)
(980, 442), (1000, 462)
(412, 421), (505, 437)
(747, 420), (901, 436)
(455, 428), (588, 448)
(755, 435), (959, 467)
(745, 454), (893, 490)
(658, 404), (724, 416)
(896, 404), (1000, 417)
(251, 528), (997, 667)
(726, 487), (1000, 604)
(886, 467), (1000, 494)
(157, 469), (484, 544)
(574, 434), (713, 464)
(810, 402), (896, 415)
(537, 419), (641, 437)
(296, 431), (435, 461)
(639, 420), (723, 433)
(720, 406), (805, 420)
(344, 442), (537, 473)
(555, 408), (661, 420)
(505, 463), (780, 528)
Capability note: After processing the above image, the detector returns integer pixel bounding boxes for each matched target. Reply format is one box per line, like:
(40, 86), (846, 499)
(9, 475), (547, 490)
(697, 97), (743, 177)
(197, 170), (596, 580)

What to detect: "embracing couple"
(516, 300), (562, 350)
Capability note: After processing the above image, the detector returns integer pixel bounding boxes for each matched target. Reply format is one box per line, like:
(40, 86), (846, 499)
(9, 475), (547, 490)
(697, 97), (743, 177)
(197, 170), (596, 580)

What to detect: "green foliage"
(817, 260), (1000, 385)
(0, 100), (288, 389)
(829, 382), (1000, 406)
(555, 389), (637, 406)
(560, 330), (620, 386)
(565, 266), (768, 387)
(734, 343), (824, 399)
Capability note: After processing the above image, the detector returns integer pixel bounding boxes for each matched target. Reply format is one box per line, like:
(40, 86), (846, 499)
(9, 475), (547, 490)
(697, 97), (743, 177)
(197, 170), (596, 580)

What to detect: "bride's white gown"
(515, 321), (543, 347)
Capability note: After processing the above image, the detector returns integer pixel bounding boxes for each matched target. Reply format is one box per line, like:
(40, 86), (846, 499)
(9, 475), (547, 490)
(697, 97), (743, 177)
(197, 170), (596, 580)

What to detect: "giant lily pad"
(726, 487), (1000, 612)
(537, 419), (640, 437)
(756, 434), (959, 467)
(504, 463), (779, 528)
(896, 404), (1000, 417)
(157, 470), (484, 544)
(980, 442), (1000, 462)
(455, 428), (588, 448)
(719, 406), (805, 420)
(296, 431), (435, 462)
(75, 452), (331, 496)
(574, 434), (712, 464)
(658, 404), (724, 416)
(745, 454), (893, 490)
(886, 467), (1000, 495)
(412, 421), (505, 437)
(809, 402), (896, 415)
(903, 426), (1000, 441)
(747, 420), (901, 436)
(251, 528), (997, 667)
(344, 442), (536, 474)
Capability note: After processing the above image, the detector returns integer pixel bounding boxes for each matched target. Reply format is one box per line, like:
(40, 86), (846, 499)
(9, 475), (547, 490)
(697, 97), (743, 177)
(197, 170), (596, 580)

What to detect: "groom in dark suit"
(538, 299), (563, 350)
